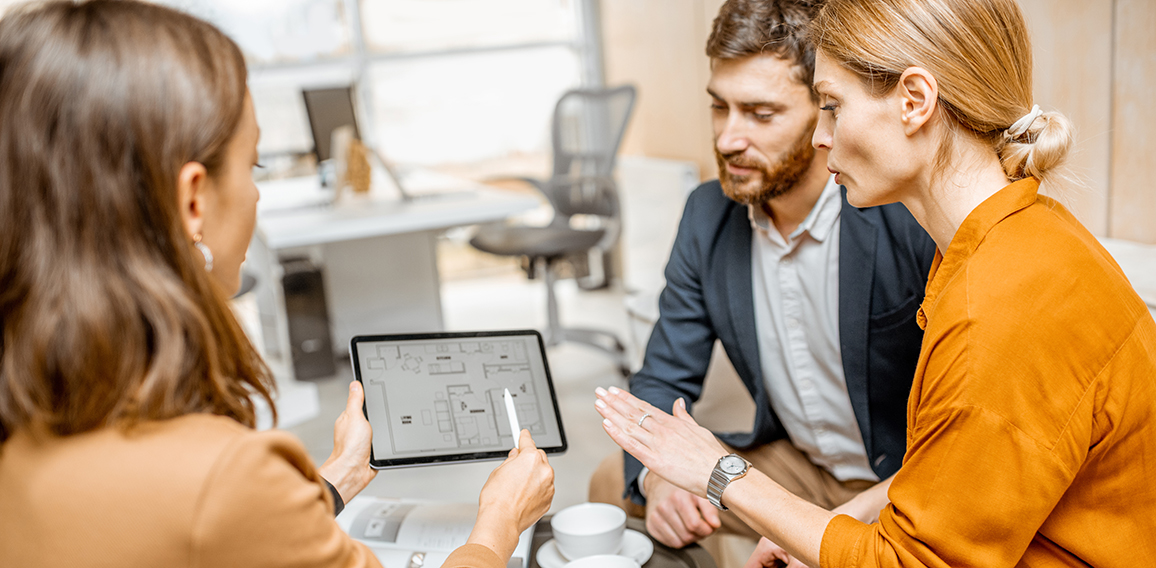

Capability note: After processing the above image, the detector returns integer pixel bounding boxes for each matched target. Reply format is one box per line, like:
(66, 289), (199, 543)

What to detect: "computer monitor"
(302, 86), (361, 162)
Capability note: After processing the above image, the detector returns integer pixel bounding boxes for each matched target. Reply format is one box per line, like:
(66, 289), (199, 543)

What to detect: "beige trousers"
(588, 440), (873, 542)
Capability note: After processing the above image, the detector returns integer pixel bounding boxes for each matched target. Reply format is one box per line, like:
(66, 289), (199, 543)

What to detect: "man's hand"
(829, 474), (893, 524)
(743, 537), (802, 568)
(644, 473), (722, 548)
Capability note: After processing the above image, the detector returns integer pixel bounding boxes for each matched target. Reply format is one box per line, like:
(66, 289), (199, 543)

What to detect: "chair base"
(541, 256), (631, 378)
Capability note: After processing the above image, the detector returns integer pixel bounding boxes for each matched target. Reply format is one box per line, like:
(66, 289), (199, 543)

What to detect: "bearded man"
(589, 0), (936, 565)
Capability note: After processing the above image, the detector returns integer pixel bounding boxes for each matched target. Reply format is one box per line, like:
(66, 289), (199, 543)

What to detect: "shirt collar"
(748, 175), (842, 243)
(916, 177), (1041, 329)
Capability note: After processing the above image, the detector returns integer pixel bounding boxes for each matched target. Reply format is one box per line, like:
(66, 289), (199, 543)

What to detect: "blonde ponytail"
(998, 108), (1074, 184)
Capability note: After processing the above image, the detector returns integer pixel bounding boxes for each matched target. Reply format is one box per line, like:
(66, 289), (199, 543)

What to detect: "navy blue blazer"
(625, 180), (936, 504)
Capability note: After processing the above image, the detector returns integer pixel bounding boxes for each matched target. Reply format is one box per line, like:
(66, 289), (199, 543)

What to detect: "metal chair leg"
(539, 257), (630, 376)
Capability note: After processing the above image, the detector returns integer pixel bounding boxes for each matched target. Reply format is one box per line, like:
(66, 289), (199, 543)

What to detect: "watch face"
(720, 455), (746, 474)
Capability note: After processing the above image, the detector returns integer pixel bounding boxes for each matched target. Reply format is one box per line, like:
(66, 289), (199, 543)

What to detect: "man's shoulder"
(678, 179), (745, 236)
(686, 179), (738, 215)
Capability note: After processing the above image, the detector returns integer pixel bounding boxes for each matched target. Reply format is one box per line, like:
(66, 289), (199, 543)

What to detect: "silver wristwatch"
(706, 454), (751, 511)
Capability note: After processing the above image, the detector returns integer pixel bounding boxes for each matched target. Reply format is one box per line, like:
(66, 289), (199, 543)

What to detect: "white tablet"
(349, 330), (567, 469)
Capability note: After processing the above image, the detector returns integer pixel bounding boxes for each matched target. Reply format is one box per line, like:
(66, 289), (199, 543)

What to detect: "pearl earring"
(193, 234), (214, 272)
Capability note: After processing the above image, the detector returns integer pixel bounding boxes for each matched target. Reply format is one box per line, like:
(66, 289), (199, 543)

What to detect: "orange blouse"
(820, 178), (1156, 567)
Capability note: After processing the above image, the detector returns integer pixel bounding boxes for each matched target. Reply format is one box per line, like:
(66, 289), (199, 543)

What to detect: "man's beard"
(716, 125), (817, 206)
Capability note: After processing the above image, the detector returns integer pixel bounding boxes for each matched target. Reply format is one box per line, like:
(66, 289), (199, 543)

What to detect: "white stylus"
(504, 388), (520, 449)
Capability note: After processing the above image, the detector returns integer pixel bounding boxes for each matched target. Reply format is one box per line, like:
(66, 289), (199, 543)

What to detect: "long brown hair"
(809, 0), (1073, 187)
(0, 0), (275, 443)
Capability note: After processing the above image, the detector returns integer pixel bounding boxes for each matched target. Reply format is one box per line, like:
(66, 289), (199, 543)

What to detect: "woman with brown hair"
(0, 2), (552, 567)
(594, 0), (1156, 566)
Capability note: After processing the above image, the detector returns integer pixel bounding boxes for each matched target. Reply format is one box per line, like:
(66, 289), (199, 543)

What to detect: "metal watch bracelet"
(707, 467), (732, 510)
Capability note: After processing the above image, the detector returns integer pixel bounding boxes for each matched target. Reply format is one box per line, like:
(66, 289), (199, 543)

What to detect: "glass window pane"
(153, 0), (352, 65)
(367, 46), (580, 166)
(360, 0), (577, 53)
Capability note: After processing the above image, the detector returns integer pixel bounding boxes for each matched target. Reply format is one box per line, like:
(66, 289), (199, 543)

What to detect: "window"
(360, 0), (577, 53)
(155, 0), (353, 64)
(175, 0), (595, 170)
(1, 0), (597, 170)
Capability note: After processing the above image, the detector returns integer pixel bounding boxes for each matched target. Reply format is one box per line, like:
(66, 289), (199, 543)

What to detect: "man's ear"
(897, 66), (939, 136)
(177, 161), (209, 240)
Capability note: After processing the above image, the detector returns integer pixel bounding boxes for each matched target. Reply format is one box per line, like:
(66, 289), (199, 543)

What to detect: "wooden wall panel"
(600, 1), (1155, 239)
(601, 0), (723, 180)
(1110, 0), (1156, 243)
(1019, 0), (1114, 236)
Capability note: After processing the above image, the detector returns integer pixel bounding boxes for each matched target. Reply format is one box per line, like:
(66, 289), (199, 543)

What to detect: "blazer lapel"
(719, 204), (762, 395)
(838, 190), (878, 456)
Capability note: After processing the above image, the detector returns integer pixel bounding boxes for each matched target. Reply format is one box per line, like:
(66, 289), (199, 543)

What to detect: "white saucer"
(536, 529), (654, 568)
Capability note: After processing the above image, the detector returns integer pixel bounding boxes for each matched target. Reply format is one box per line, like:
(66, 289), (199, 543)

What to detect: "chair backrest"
(546, 85), (637, 219)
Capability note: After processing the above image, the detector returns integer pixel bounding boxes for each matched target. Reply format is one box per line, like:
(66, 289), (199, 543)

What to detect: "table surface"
(529, 516), (716, 568)
(255, 171), (540, 249)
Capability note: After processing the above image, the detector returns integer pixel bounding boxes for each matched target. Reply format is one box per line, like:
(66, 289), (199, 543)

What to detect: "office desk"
(246, 172), (539, 426)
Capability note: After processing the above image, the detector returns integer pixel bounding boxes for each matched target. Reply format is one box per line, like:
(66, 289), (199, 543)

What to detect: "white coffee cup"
(564, 554), (641, 568)
(550, 503), (627, 560)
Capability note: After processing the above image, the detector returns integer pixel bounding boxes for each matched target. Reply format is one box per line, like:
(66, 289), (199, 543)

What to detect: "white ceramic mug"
(550, 503), (627, 560)
(564, 554), (641, 568)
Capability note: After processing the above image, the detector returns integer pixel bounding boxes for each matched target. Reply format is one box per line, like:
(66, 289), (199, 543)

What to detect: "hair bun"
(998, 109), (1073, 182)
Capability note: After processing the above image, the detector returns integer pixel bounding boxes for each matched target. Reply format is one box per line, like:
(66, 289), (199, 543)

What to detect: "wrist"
(319, 456), (371, 504)
(468, 507), (522, 560)
(707, 454), (750, 510)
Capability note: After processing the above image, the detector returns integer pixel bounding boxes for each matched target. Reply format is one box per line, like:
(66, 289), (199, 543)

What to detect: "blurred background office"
(1, 0), (1152, 515)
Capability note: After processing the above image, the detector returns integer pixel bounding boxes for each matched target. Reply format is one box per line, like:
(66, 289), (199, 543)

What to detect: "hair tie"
(1005, 104), (1043, 139)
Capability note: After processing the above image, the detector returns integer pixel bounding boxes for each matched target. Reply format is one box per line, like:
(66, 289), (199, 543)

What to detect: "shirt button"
(781, 257), (792, 266)
(787, 317), (800, 329)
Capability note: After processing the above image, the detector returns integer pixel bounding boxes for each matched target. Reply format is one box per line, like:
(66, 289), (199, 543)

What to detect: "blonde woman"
(595, 0), (1156, 566)
(0, 2), (552, 567)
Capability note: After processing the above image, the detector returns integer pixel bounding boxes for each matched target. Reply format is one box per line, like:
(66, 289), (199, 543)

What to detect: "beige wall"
(602, 0), (724, 181)
(1110, 0), (1156, 243)
(602, 0), (1156, 243)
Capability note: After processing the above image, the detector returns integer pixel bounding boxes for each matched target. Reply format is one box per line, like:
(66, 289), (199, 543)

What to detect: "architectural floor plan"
(360, 337), (551, 457)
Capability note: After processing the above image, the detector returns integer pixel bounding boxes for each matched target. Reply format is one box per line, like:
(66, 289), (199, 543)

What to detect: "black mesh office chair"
(470, 85), (637, 377)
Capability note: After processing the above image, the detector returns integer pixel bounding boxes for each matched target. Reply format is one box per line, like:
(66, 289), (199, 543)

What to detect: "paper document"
(338, 496), (534, 568)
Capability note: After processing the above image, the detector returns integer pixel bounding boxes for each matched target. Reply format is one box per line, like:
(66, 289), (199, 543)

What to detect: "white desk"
(246, 171), (538, 426)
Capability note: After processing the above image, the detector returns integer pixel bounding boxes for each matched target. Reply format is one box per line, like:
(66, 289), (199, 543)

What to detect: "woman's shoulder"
(920, 197), (1156, 445)
(965, 196), (1147, 328)
(0, 414), (345, 567)
(3, 414), (318, 508)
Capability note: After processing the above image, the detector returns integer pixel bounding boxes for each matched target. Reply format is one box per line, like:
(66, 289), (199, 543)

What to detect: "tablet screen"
(350, 330), (567, 468)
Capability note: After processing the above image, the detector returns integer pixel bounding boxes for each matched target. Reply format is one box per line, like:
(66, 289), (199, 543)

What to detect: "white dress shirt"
(749, 176), (877, 482)
(637, 176), (876, 498)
